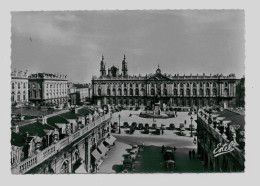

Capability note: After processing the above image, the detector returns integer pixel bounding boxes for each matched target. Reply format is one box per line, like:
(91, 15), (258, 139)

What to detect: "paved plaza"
(98, 110), (205, 173)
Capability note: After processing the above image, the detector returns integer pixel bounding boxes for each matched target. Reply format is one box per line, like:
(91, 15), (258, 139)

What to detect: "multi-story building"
(196, 108), (245, 172)
(28, 73), (69, 105)
(11, 106), (113, 174)
(68, 83), (92, 105)
(11, 70), (29, 105)
(92, 55), (239, 108)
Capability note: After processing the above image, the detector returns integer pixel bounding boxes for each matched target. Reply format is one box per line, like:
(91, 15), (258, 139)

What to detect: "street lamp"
(118, 114), (121, 134)
(190, 116), (193, 137)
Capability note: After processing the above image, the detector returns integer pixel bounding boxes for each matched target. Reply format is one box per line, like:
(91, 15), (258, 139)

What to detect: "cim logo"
(213, 141), (235, 157)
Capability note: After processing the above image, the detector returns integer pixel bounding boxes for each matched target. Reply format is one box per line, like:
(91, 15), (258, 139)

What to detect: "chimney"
(41, 115), (47, 125)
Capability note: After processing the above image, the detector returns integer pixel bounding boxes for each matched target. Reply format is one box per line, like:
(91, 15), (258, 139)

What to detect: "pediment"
(147, 73), (171, 81)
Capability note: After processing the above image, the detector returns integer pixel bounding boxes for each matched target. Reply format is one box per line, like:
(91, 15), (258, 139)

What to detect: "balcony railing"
(197, 112), (245, 166)
(11, 113), (111, 174)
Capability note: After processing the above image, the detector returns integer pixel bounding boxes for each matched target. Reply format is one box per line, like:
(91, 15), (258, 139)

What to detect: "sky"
(11, 10), (245, 82)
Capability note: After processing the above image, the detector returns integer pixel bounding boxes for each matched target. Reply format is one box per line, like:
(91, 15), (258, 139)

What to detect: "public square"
(96, 110), (206, 173)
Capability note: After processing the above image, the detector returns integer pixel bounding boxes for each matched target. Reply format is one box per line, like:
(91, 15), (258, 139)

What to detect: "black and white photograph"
(9, 9), (247, 174)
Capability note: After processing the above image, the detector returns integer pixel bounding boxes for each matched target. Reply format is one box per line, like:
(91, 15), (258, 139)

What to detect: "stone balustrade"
(11, 113), (111, 174)
(197, 112), (245, 166)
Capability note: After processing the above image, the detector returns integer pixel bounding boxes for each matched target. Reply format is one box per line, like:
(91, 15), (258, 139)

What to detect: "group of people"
(189, 149), (196, 159)
(161, 145), (177, 153)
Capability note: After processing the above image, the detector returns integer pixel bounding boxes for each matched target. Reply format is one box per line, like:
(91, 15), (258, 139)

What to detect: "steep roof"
(47, 115), (69, 127)
(19, 121), (55, 138)
(78, 107), (94, 116)
(59, 112), (82, 120)
(11, 132), (26, 147)
(218, 109), (245, 131)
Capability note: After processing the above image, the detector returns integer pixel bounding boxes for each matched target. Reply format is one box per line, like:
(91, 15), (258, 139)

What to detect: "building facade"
(68, 83), (92, 105)
(11, 107), (112, 174)
(196, 108), (245, 172)
(28, 73), (69, 105)
(11, 70), (29, 105)
(92, 55), (239, 108)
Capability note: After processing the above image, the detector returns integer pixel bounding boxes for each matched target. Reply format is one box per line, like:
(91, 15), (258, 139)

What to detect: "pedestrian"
(162, 129), (164, 135)
(162, 145), (165, 153)
(189, 150), (191, 159)
(184, 120), (186, 124)
(192, 149), (195, 159)
(142, 142), (144, 149)
(173, 146), (177, 152)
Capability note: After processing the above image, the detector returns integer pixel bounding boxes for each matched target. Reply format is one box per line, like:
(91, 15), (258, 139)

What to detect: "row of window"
(98, 88), (229, 96)
(96, 82), (230, 89)
(11, 82), (27, 89)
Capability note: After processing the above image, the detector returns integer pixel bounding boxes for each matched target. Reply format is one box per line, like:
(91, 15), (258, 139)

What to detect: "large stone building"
(92, 55), (239, 108)
(11, 70), (29, 105)
(196, 108), (245, 172)
(28, 73), (69, 105)
(68, 83), (92, 105)
(11, 107), (113, 174)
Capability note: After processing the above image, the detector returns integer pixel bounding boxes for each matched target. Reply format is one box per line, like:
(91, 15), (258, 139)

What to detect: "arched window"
(107, 89), (111, 96)
(224, 88), (229, 97)
(193, 83), (196, 88)
(213, 89), (217, 96)
(200, 83), (203, 87)
(17, 91), (21, 102)
(193, 89), (197, 96)
(174, 89), (177, 96)
(113, 88), (116, 96)
(213, 83), (217, 87)
(164, 83), (167, 88)
(151, 83), (154, 88)
(18, 83), (20, 89)
(151, 89), (155, 96)
(23, 91), (26, 101)
(12, 83), (14, 89)
(135, 89), (139, 96)
(199, 89), (204, 96)
(130, 89), (133, 96)
(11, 92), (15, 102)
(118, 88), (122, 96)
(98, 89), (101, 96)
(180, 83), (183, 88)
(180, 89), (184, 96)
(124, 89), (127, 96)
(186, 89), (190, 96)
(130, 84), (132, 88)
(163, 89), (167, 96)
(206, 82), (210, 87)
(187, 83), (190, 87)
(124, 83), (127, 88)
(206, 89), (210, 96)
(225, 82), (228, 87)
(157, 89), (161, 95)
(174, 83), (177, 88)
(141, 88), (145, 96)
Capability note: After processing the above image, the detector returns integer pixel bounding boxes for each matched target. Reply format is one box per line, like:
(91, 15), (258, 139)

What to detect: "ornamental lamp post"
(118, 114), (121, 134)
(190, 116), (193, 137)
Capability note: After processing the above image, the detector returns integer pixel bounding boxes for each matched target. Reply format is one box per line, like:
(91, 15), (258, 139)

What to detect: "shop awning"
(105, 136), (116, 146)
(91, 149), (102, 161)
(98, 143), (109, 156)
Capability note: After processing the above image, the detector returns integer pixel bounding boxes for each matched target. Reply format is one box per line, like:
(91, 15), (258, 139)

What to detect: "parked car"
(155, 128), (161, 135)
(144, 127), (150, 134)
(138, 123), (144, 130)
(164, 150), (175, 161)
(113, 122), (118, 128)
(169, 123), (175, 130)
(129, 126), (135, 134)
(179, 123), (185, 130)
(152, 123), (157, 129)
(123, 122), (129, 128)
(166, 160), (176, 171)
(145, 123), (149, 128)
(189, 124), (195, 131)
(180, 128), (186, 136)
(188, 111), (193, 115)
(131, 122), (137, 129)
